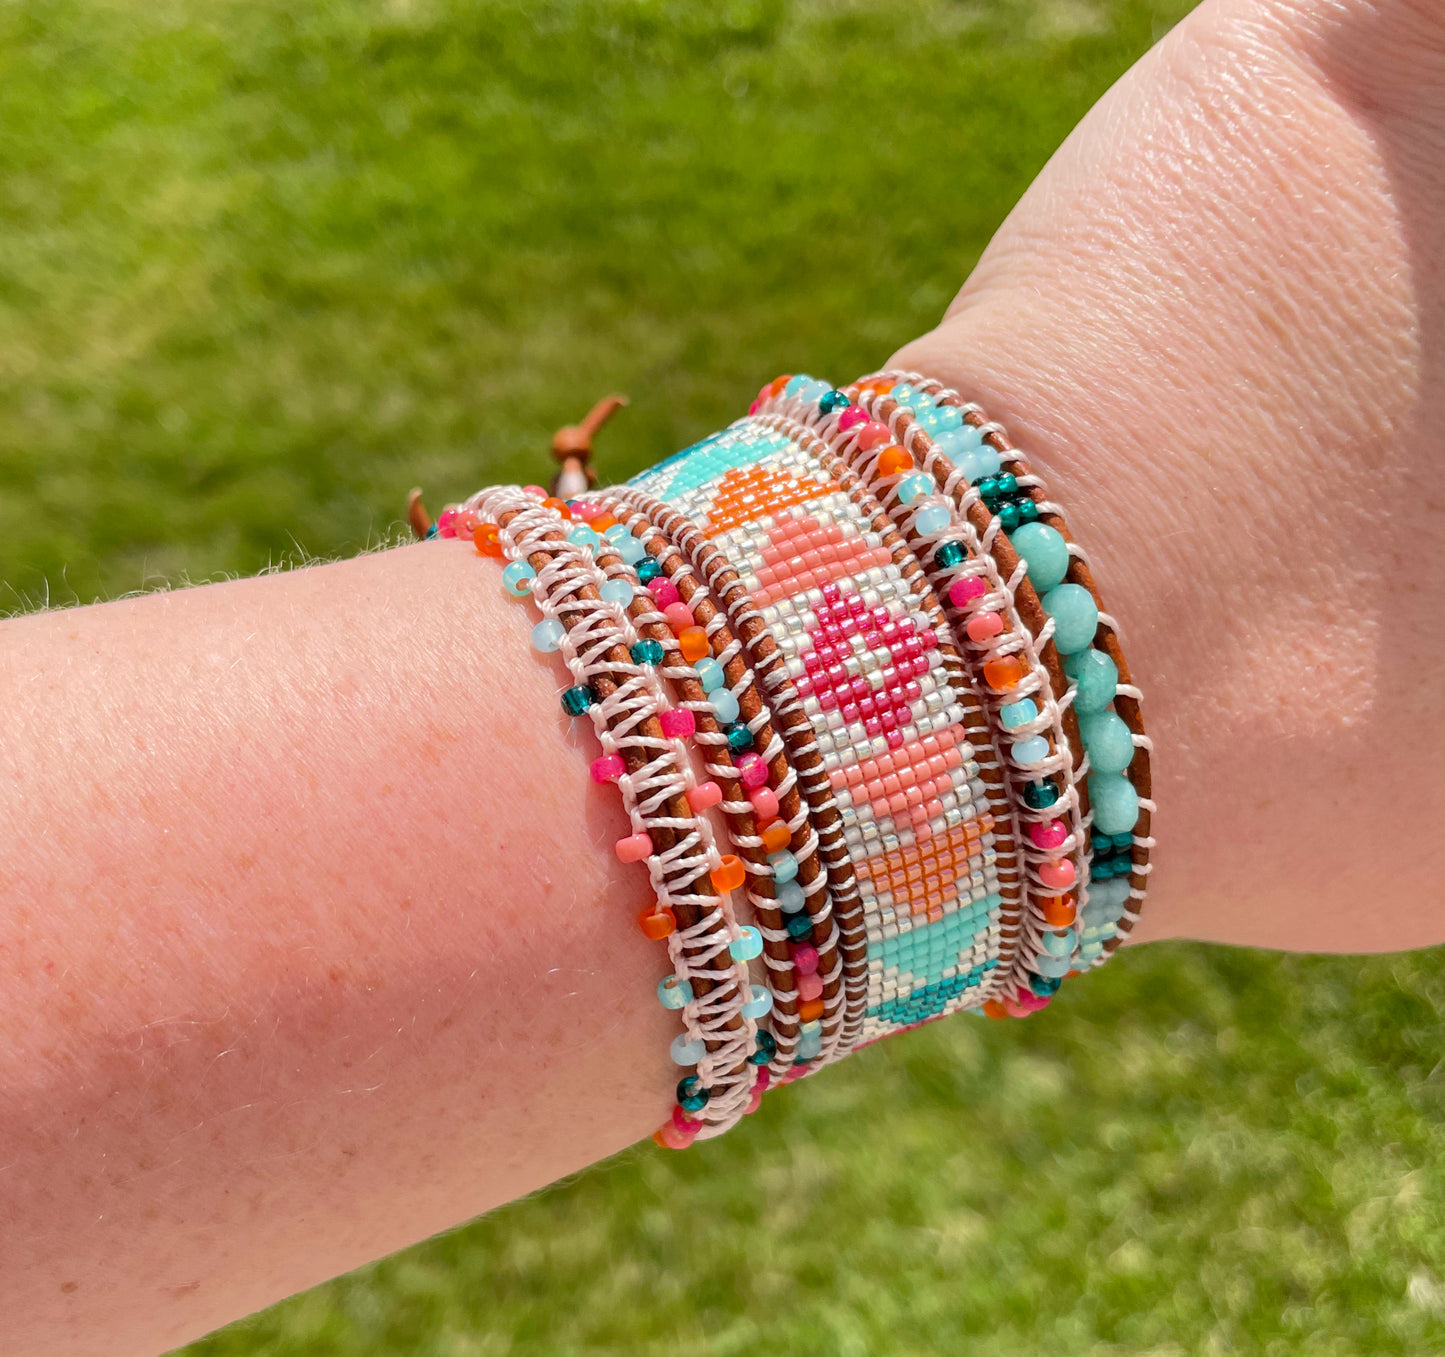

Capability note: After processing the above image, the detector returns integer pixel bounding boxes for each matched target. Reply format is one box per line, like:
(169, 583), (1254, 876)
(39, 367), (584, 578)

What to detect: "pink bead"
(590, 754), (625, 784)
(948, 576), (987, 607)
(435, 506), (458, 537)
(1002, 997), (1032, 1018)
(1030, 818), (1069, 849)
(855, 421), (892, 451)
(745, 1085), (765, 1115)
(569, 500), (601, 521)
(687, 780), (723, 812)
(1039, 857), (1077, 890)
(747, 396), (763, 415)
(657, 1120), (696, 1149)
(454, 508), (479, 536)
(737, 753), (769, 789)
(659, 708), (696, 739)
(615, 832), (653, 863)
(797, 972), (823, 1001)
(647, 577), (680, 609)
(672, 1105), (703, 1134)
(792, 943), (819, 975)
(663, 602), (695, 631)
(966, 611), (1004, 643)
(748, 786), (780, 820)
(836, 406), (868, 432)
(753, 1066), (771, 1092)
(522, 484), (547, 497)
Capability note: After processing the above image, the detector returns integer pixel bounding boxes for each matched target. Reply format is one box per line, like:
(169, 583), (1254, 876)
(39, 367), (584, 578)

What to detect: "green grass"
(8, 1), (1445, 1352)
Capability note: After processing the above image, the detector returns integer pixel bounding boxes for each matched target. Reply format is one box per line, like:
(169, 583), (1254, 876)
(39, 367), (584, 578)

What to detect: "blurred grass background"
(6, 1), (1445, 1353)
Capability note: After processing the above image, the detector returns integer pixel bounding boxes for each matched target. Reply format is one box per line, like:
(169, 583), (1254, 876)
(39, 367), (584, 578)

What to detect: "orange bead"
(768, 374), (791, 398)
(473, 522), (504, 557)
(1040, 894), (1077, 927)
(678, 626), (709, 662)
(710, 854), (746, 895)
(638, 905), (676, 940)
(982, 999), (1010, 1020)
(798, 997), (825, 1023)
(982, 655), (1025, 691)
(876, 446), (914, 477)
(760, 819), (792, 854)
(589, 514), (617, 532)
(541, 497), (572, 519)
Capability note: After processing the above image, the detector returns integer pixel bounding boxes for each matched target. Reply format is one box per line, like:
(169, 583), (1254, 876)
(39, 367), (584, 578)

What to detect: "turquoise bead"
(1011, 522), (1070, 591)
(785, 913), (813, 940)
(566, 525), (601, 549)
(1036, 953), (1073, 979)
(658, 974), (693, 1009)
(897, 473), (933, 505)
(889, 383), (917, 405)
(1079, 711), (1134, 774)
(999, 698), (1038, 730)
(783, 375), (808, 397)
(1089, 772), (1140, 835)
(670, 1033), (706, 1066)
(776, 880), (805, 913)
(934, 423), (982, 456)
(711, 688), (740, 724)
(741, 984), (774, 1019)
(1011, 735), (1050, 766)
(1041, 928), (1076, 957)
(797, 1030), (823, 1059)
(1084, 876), (1131, 924)
(1041, 583), (1099, 654)
(531, 618), (565, 652)
(931, 404), (963, 432)
(603, 524), (630, 543)
(1063, 647), (1118, 714)
(618, 535), (648, 564)
(502, 561), (536, 596)
(913, 503), (950, 536)
(599, 579), (633, 605)
(730, 926), (764, 961)
(768, 850), (799, 884)
(694, 656), (725, 692)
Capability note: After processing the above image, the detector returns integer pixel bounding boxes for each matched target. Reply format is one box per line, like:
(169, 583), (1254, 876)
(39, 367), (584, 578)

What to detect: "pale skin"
(1, 0), (1441, 1351)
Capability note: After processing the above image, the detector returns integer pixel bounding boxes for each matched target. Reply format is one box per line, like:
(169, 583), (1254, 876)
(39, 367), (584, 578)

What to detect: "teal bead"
(1063, 647), (1118, 713)
(897, 473), (933, 505)
(999, 698), (1038, 730)
(1079, 711), (1134, 774)
(1011, 735), (1050, 766)
(1022, 779), (1059, 810)
(934, 540), (966, 569)
(531, 618), (565, 652)
(630, 639), (664, 665)
(636, 557), (662, 584)
(785, 913), (813, 940)
(1017, 499), (1039, 525)
(694, 656), (725, 691)
(818, 390), (850, 415)
(729, 926), (764, 961)
(566, 525), (601, 549)
(1089, 772), (1140, 835)
(561, 685), (595, 716)
(711, 688), (740, 724)
(1041, 928), (1076, 958)
(1110, 831), (1135, 851)
(776, 880), (805, 913)
(599, 579), (633, 605)
(1030, 974), (1063, 997)
(657, 974), (693, 1009)
(618, 535), (648, 564)
(751, 1030), (777, 1064)
(725, 722), (754, 751)
(603, 524), (630, 543)
(768, 850), (798, 884)
(670, 1033), (706, 1066)
(677, 1076), (711, 1112)
(1041, 583), (1099, 654)
(913, 503), (950, 536)
(502, 561), (536, 596)
(994, 473), (1018, 497)
(741, 984), (774, 1019)
(1011, 522), (1070, 591)
(998, 501), (1022, 531)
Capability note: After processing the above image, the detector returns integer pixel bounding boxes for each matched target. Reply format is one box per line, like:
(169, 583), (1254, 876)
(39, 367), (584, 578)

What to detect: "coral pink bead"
(435, 506), (459, 538)
(745, 1085), (765, 1115)
(948, 576), (986, 606)
(1002, 997), (1033, 1018)
(659, 708), (697, 739)
(837, 406), (869, 432)
(737, 753), (769, 788)
(1039, 857), (1077, 890)
(569, 500), (601, 521)
(792, 943), (819, 975)
(654, 1120), (695, 1150)
(855, 421), (893, 451)
(663, 602), (694, 631)
(647, 577), (680, 609)
(522, 484), (547, 497)
(797, 971), (824, 1001)
(687, 780), (723, 811)
(590, 754), (625, 783)
(672, 1105), (703, 1134)
(966, 611), (1004, 643)
(748, 786), (780, 820)
(1030, 818), (1069, 849)
(615, 832), (653, 863)
(454, 507), (479, 536)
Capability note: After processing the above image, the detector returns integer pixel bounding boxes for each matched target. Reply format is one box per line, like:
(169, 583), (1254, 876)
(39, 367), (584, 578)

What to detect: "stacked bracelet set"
(430, 369), (1155, 1149)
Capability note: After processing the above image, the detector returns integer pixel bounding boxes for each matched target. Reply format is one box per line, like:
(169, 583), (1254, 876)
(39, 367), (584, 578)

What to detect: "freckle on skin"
(59, 1282), (78, 1294)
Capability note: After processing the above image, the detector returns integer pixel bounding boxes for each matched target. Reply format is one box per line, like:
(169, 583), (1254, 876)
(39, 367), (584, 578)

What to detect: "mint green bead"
(897, 473), (933, 505)
(711, 688), (740, 724)
(1063, 647), (1118, 714)
(1079, 711), (1134, 774)
(1012, 522), (1070, 591)
(502, 561), (535, 596)
(1000, 698), (1038, 730)
(1041, 583), (1099, 654)
(1089, 772), (1139, 835)
(599, 579), (633, 605)
(890, 383), (917, 405)
(694, 656), (725, 692)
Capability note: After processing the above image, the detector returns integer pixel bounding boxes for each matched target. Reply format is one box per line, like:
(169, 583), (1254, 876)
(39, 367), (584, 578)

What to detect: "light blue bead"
(657, 974), (693, 1009)
(1041, 583), (1099, 654)
(776, 880), (806, 913)
(1036, 953), (1073, 979)
(1011, 735), (1050, 767)
(889, 383), (915, 405)
(797, 1031), (823, 1059)
(1078, 941), (1104, 962)
(599, 579), (633, 605)
(531, 617), (565, 652)
(711, 688), (740, 724)
(670, 1033), (706, 1066)
(729, 926), (764, 961)
(999, 698), (1038, 730)
(566, 524), (601, 550)
(913, 503), (950, 536)
(897, 473), (934, 506)
(694, 656), (725, 692)
(768, 850), (798, 884)
(603, 524), (630, 543)
(1089, 772), (1140, 835)
(502, 561), (536, 596)
(741, 984), (774, 1019)
(1079, 711), (1134, 774)
(1041, 928), (1076, 957)
(618, 535), (648, 564)
(783, 375), (809, 397)
(1064, 647), (1118, 714)
(1083, 876), (1131, 925)
(958, 442), (1003, 483)
(799, 378), (833, 402)
(930, 404), (963, 432)
(1011, 522), (1070, 591)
